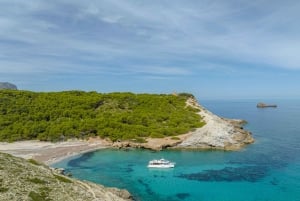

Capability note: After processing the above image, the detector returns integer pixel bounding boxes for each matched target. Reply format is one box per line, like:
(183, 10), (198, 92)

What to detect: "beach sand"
(0, 138), (110, 165)
(0, 134), (192, 165)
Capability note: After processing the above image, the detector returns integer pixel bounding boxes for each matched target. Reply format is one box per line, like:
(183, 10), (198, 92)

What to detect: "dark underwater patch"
(270, 177), (279, 185)
(67, 151), (95, 167)
(177, 166), (268, 182)
(138, 179), (155, 196)
(153, 174), (166, 178)
(123, 167), (134, 173)
(176, 193), (190, 200)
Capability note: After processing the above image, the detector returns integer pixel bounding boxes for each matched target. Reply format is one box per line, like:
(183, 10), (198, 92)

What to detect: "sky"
(0, 0), (300, 100)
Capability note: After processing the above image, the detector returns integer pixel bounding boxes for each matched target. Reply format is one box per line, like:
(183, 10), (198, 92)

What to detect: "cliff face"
(0, 152), (132, 201)
(177, 98), (254, 150)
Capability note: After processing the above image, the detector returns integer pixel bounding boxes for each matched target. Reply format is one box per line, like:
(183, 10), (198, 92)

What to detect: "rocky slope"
(0, 152), (132, 201)
(177, 98), (254, 150)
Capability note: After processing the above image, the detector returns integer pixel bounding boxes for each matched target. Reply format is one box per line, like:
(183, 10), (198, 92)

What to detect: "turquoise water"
(53, 99), (300, 201)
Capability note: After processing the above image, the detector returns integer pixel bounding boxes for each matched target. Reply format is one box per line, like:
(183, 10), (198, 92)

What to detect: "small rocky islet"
(257, 102), (277, 108)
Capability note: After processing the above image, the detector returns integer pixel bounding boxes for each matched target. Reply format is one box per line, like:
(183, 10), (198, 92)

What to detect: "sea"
(53, 99), (300, 201)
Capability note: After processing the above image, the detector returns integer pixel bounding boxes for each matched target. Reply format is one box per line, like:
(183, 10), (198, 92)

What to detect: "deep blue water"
(53, 99), (300, 201)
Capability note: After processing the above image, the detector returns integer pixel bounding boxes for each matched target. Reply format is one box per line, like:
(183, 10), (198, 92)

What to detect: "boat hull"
(147, 164), (175, 168)
(147, 158), (175, 168)
(148, 165), (174, 168)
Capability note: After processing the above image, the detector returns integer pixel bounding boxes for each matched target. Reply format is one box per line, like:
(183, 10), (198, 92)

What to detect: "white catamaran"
(147, 158), (175, 168)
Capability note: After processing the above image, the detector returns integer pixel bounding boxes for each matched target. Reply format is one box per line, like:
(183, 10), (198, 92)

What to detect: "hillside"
(0, 90), (205, 142)
(0, 82), (17, 90)
(0, 152), (132, 201)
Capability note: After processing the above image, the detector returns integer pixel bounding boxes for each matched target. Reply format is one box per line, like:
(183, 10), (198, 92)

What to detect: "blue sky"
(0, 0), (300, 99)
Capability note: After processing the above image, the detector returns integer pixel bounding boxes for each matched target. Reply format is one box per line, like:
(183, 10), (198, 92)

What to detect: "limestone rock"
(177, 98), (254, 150)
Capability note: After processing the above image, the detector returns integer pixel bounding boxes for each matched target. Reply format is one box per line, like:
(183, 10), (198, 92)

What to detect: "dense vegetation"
(0, 90), (205, 142)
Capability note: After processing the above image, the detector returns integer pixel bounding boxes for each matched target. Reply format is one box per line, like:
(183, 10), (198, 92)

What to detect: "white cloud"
(0, 0), (300, 80)
(128, 65), (191, 76)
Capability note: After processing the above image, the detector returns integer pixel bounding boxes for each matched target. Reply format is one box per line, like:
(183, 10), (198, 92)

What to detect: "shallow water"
(53, 99), (300, 201)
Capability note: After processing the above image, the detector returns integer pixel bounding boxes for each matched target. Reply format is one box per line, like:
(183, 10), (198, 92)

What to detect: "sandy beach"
(0, 133), (193, 165)
(0, 138), (111, 165)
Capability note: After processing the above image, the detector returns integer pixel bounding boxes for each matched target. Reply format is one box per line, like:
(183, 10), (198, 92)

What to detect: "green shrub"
(28, 159), (42, 166)
(150, 133), (165, 138)
(54, 175), (72, 183)
(0, 187), (9, 192)
(28, 190), (51, 201)
(27, 178), (47, 185)
(178, 93), (195, 98)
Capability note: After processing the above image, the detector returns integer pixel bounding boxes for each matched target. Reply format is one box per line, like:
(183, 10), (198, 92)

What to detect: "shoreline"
(0, 134), (191, 165)
(0, 138), (111, 165)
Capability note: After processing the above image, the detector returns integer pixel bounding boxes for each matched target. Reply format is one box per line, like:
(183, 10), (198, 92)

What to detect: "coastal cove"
(52, 99), (300, 201)
(2, 1), (300, 200)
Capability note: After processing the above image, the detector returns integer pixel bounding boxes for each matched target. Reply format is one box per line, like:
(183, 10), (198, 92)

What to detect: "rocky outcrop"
(176, 98), (254, 150)
(0, 152), (132, 201)
(0, 82), (17, 90)
(111, 134), (191, 151)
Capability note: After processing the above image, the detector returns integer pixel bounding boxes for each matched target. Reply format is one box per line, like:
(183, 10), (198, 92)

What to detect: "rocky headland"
(111, 97), (254, 151)
(177, 98), (254, 150)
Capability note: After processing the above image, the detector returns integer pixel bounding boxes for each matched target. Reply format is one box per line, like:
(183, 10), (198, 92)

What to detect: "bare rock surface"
(111, 133), (191, 151)
(177, 98), (254, 150)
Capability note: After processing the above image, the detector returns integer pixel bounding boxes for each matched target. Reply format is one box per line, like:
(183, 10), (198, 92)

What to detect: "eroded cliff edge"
(176, 98), (254, 150)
